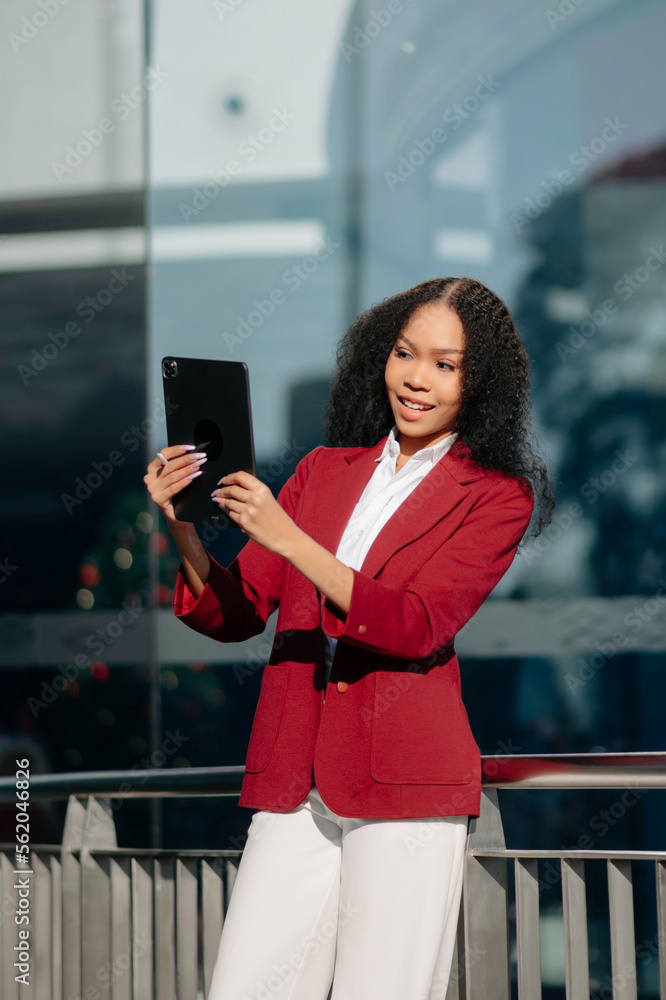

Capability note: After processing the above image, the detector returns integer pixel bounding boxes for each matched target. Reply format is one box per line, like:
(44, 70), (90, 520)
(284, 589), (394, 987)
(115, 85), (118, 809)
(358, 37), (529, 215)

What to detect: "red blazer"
(173, 436), (534, 819)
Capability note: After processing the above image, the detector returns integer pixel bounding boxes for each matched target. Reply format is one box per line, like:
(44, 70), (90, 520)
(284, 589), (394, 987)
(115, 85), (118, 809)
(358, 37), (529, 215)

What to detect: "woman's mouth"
(398, 395), (435, 416)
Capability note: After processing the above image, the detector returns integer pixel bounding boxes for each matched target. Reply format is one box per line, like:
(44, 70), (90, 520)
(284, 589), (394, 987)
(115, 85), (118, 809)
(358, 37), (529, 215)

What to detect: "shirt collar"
(375, 425), (458, 466)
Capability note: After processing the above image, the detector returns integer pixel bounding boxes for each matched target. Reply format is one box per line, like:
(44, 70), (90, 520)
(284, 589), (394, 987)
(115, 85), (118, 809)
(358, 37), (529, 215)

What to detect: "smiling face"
(384, 300), (465, 457)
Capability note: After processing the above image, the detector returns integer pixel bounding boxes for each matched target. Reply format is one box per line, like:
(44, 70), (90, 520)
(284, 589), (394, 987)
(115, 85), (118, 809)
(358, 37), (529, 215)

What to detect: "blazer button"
(357, 625), (366, 634)
(337, 681), (349, 693)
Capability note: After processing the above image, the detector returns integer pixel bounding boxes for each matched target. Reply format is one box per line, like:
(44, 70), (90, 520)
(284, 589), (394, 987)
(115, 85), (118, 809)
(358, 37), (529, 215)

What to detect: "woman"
(145, 276), (553, 999)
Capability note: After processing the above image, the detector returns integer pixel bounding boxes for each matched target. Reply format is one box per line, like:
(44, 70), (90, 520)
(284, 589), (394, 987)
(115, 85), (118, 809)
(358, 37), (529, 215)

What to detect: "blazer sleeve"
(322, 477), (534, 662)
(173, 445), (325, 643)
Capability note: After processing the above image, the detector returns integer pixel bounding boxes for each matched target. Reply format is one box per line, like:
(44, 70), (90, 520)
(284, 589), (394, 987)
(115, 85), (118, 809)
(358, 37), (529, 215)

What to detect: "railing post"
(33, 852), (56, 1000)
(607, 860), (637, 1000)
(561, 858), (590, 1000)
(154, 857), (176, 999)
(110, 856), (132, 1000)
(131, 857), (154, 998)
(657, 861), (666, 999)
(463, 788), (510, 1000)
(201, 858), (224, 997)
(80, 797), (117, 997)
(175, 858), (198, 997)
(60, 796), (87, 1000)
(515, 857), (542, 1000)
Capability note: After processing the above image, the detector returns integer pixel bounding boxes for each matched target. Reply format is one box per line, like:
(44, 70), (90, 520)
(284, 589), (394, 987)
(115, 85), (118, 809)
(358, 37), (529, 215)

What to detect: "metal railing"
(1, 752), (665, 1000)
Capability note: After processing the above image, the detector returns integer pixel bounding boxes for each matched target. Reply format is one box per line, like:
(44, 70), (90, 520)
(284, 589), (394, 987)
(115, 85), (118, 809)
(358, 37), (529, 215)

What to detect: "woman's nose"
(404, 362), (430, 389)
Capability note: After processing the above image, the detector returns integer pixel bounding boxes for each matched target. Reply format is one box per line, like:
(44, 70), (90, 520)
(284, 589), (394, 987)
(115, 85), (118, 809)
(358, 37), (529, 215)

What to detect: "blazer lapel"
(361, 442), (484, 578)
(313, 439), (385, 557)
(314, 437), (487, 579)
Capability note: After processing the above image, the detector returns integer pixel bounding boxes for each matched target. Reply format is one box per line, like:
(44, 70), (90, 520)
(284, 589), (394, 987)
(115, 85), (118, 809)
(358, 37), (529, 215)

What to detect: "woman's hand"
(215, 469), (354, 613)
(144, 444), (207, 524)
(212, 471), (302, 555)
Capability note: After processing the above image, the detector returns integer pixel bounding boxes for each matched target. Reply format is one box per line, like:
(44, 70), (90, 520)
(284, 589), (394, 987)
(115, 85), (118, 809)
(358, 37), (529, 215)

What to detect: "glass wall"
(0, 0), (153, 846)
(1, 0), (664, 991)
(146, 0), (666, 992)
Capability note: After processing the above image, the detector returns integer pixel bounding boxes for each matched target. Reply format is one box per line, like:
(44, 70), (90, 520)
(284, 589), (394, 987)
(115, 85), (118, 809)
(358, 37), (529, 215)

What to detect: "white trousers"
(207, 782), (468, 1000)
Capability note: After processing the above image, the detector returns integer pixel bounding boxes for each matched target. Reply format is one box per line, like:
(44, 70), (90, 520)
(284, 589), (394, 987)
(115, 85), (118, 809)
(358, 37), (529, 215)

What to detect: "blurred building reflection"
(1, 0), (665, 991)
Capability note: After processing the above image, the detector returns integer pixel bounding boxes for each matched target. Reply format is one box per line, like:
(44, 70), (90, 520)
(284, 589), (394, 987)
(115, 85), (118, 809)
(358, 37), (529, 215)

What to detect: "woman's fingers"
(210, 471), (294, 552)
(215, 497), (243, 515)
(146, 444), (197, 475)
(161, 444), (197, 460)
(216, 469), (256, 488)
(146, 455), (206, 496)
(144, 445), (207, 521)
(154, 470), (204, 504)
(146, 449), (203, 478)
(211, 483), (250, 502)
(159, 453), (207, 480)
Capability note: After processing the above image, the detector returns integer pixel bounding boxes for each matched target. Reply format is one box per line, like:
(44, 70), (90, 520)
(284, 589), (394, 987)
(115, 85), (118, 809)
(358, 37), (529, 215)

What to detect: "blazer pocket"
(370, 669), (477, 785)
(244, 664), (288, 773)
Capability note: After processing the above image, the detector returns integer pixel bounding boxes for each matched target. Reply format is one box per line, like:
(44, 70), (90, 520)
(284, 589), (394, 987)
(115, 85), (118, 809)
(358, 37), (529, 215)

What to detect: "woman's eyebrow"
(397, 334), (464, 355)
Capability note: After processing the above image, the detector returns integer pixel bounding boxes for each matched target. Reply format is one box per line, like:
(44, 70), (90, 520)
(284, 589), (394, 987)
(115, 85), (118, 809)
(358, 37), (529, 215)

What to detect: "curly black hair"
(322, 276), (555, 538)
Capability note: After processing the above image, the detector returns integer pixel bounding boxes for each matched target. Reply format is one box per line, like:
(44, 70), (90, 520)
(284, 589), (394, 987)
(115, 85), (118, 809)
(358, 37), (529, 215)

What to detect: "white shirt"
(323, 425), (458, 686)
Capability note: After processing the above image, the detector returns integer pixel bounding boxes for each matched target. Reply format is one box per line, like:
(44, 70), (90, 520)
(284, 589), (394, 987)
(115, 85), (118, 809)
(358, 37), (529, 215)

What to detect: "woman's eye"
(437, 361), (454, 371)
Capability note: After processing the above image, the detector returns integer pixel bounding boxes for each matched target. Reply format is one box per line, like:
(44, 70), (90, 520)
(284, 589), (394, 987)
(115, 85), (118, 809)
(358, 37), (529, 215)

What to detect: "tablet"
(162, 356), (256, 525)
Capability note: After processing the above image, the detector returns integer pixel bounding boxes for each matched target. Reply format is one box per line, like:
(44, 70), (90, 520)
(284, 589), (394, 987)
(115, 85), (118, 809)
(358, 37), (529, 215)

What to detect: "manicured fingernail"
(216, 476), (228, 485)
(180, 444), (197, 451)
(191, 456), (207, 466)
(191, 452), (208, 459)
(185, 470), (203, 481)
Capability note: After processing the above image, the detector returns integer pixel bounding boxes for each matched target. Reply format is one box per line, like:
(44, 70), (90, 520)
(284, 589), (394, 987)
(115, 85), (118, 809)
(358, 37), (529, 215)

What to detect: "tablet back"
(162, 356), (256, 525)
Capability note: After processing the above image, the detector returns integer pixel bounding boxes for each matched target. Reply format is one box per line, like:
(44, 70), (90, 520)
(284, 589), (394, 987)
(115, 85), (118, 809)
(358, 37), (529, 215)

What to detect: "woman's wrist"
(274, 521), (308, 563)
(167, 518), (199, 544)
(167, 518), (211, 595)
(277, 526), (354, 615)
